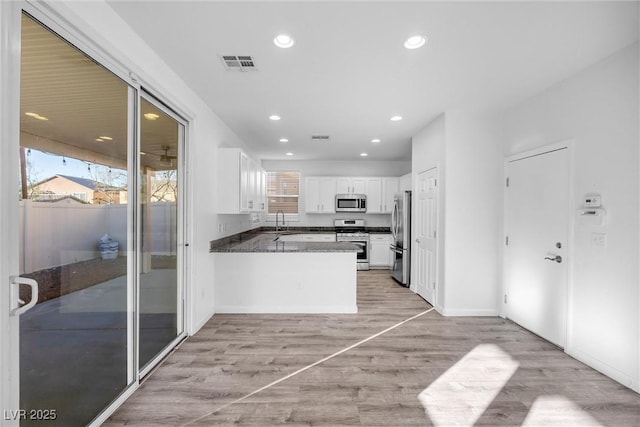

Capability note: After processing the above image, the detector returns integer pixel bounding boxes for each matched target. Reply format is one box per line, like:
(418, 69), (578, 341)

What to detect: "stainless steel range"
(335, 219), (369, 270)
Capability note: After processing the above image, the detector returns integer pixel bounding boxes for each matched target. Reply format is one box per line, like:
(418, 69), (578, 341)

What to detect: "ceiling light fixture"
(269, 115), (281, 121)
(279, 138), (289, 143)
(285, 152), (293, 156)
(274, 34), (295, 48)
(371, 138), (381, 143)
(95, 138), (103, 142)
(404, 35), (427, 49)
(360, 153), (368, 157)
(390, 115), (403, 121)
(144, 113), (159, 120)
(99, 136), (113, 141)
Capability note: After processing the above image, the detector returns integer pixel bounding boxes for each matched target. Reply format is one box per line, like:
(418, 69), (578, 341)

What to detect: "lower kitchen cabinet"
(370, 233), (393, 268)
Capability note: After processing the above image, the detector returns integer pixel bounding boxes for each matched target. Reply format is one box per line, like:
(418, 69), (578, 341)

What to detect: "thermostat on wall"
(584, 194), (601, 208)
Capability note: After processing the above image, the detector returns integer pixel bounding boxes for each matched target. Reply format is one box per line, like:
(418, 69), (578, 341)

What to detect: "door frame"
(0, 1), (22, 424)
(501, 139), (575, 350)
(136, 91), (189, 380)
(412, 166), (439, 308)
(413, 167), (439, 305)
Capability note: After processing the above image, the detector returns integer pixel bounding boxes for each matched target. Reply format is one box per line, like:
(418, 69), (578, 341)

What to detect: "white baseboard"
(439, 307), (499, 317)
(190, 310), (214, 335)
(566, 346), (637, 393)
(214, 305), (358, 314)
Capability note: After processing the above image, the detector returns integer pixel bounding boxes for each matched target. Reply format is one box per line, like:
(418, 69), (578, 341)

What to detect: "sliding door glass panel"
(18, 13), (133, 426)
(138, 97), (181, 369)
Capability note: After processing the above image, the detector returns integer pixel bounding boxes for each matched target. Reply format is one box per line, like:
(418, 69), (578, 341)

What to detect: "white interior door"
(415, 168), (438, 304)
(505, 147), (570, 348)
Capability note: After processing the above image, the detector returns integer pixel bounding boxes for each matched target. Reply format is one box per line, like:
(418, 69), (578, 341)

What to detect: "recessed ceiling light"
(390, 115), (403, 121)
(99, 136), (113, 141)
(371, 138), (381, 143)
(269, 115), (281, 121)
(144, 113), (159, 120)
(35, 115), (49, 121)
(274, 34), (295, 48)
(279, 138), (289, 143)
(285, 152), (293, 156)
(360, 153), (368, 157)
(95, 138), (103, 142)
(404, 35), (427, 49)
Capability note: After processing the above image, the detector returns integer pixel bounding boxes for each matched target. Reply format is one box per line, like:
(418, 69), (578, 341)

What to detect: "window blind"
(267, 171), (299, 214)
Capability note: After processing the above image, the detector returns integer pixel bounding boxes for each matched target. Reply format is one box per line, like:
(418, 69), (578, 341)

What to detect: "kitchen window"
(267, 171), (299, 221)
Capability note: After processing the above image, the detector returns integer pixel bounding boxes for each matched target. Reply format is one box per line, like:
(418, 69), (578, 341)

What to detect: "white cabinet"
(301, 233), (336, 242)
(217, 148), (265, 214)
(277, 233), (336, 242)
(305, 177), (336, 213)
(365, 178), (383, 213)
(382, 177), (399, 213)
(364, 177), (397, 213)
(306, 175), (400, 215)
(336, 177), (366, 194)
(370, 234), (393, 268)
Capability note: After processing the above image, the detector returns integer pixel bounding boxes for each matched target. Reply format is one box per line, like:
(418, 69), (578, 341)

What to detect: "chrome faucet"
(275, 210), (285, 233)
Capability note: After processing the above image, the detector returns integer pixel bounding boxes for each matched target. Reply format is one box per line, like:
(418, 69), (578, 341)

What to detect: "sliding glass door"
(138, 96), (185, 373)
(18, 13), (134, 426)
(9, 11), (187, 426)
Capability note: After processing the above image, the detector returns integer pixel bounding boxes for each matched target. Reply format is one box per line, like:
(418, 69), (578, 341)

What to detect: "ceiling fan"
(159, 145), (177, 166)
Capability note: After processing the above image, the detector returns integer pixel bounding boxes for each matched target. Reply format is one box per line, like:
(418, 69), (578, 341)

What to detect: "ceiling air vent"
(311, 135), (330, 142)
(220, 55), (257, 71)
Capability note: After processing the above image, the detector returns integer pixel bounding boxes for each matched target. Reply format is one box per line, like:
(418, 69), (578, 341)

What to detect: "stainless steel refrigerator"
(391, 191), (411, 286)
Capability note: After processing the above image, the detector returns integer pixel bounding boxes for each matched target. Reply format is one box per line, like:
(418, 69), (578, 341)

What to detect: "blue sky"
(25, 148), (127, 186)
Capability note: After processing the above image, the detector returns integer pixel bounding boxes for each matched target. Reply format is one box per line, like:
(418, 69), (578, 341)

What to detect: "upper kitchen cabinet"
(336, 177), (366, 194)
(217, 147), (266, 213)
(365, 177), (398, 213)
(382, 177), (399, 213)
(306, 177), (336, 213)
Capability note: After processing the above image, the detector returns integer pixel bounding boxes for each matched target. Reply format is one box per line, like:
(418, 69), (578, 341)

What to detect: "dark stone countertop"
(211, 233), (358, 253)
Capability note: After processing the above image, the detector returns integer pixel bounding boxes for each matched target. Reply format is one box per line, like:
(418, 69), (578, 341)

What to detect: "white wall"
(444, 111), (502, 316)
(48, 0), (258, 333)
(503, 43), (639, 391)
(411, 114), (446, 308)
(262, 159), (410, 227)
(411, 112), (502, 315)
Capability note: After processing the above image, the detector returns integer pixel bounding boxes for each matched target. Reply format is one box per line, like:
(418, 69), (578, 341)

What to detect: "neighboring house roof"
(31, 174), (122, 191)
(31, 194), (89, 204)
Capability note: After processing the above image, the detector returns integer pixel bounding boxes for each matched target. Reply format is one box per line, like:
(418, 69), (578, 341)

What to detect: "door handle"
(544, 255), (563, 263)
(10, 276), (38, 316)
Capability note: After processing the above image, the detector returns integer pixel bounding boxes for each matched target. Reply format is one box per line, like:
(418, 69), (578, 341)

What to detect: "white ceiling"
(108, 1), (639, 162)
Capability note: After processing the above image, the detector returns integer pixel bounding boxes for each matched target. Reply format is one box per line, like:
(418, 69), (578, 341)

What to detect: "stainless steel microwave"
(335, 194), (367, 212)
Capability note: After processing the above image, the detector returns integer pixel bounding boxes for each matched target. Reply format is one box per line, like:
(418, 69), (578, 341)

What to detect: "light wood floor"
(106, 271), (639, 426)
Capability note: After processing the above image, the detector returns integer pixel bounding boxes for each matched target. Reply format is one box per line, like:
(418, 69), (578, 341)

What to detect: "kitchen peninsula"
(210, 230), (358, 314)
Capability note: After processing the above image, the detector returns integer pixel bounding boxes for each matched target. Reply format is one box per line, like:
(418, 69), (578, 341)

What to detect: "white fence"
(19, 200), (177, 274)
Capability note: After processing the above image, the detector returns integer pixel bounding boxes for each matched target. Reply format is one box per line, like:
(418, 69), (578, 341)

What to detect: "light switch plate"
(584, 194), (601, 208)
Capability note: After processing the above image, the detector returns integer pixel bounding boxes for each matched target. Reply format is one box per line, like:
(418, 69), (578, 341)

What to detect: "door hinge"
(504, 294), (508, 304)
(505, 236), (509, 246)
(506, 177), (510, 187)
